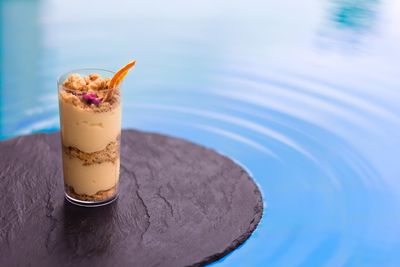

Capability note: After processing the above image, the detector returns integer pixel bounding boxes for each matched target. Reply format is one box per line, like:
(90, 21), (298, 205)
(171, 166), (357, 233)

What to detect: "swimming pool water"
(1, 0), (400, 266)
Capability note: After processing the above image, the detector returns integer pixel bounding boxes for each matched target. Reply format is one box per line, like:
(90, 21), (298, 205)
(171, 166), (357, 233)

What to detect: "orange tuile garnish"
(104, 60), (136, 102)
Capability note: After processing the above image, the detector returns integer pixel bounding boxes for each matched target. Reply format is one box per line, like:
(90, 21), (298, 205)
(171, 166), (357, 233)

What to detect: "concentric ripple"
(1, 0), (400, 266)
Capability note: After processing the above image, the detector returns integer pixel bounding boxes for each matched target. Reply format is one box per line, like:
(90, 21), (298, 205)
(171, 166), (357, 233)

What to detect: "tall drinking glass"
(57, 69), (121, 207)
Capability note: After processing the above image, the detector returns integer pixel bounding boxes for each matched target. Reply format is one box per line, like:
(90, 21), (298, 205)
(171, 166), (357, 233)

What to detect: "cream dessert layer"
(59, 73), (121, 153)
(63, 156), (120, 195)
(59, 99), (121, 153)
(59, 73), (121, 200)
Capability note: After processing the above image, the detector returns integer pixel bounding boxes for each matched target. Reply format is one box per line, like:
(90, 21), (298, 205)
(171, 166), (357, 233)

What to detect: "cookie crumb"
(59, 73), (120, 112)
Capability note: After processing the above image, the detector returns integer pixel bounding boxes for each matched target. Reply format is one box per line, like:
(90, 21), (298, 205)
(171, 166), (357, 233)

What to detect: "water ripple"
(189, 124), (279, 159)
(132, 103), (318, 163)
(227, 67), (400, 126)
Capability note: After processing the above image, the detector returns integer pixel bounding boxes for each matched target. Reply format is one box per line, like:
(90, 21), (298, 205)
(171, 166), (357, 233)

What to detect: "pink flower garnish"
(82, 92), (102, 106)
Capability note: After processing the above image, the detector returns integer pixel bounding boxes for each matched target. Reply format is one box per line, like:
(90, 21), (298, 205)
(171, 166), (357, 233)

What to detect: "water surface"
(1, 0), (400, 266)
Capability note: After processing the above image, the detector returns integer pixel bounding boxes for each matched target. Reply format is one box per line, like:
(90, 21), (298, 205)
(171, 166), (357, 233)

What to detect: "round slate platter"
(0, 129), (263, 267)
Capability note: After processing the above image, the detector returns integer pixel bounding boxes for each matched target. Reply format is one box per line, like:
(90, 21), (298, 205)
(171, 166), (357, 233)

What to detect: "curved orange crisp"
(104, 60), (136, 102)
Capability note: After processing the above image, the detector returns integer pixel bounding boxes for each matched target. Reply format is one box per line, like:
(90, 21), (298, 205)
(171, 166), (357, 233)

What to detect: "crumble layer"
(59, 89), (120, 113)
(60, 73), (120, 112)
(66, 185), (117, 202)
(63, 137), (119, 165)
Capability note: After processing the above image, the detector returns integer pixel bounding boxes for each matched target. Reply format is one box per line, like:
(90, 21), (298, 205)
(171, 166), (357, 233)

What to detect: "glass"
(57, 69), (121, 207)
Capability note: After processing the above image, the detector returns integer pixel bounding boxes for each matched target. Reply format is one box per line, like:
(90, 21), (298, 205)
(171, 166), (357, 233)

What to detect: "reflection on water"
(331, 0), (379, 30)
(1, 0), (400, 266)
(317, 0), (381, 51)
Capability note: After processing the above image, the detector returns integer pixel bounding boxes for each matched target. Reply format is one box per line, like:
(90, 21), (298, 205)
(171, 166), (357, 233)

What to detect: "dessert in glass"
(57, 61), (135, 207)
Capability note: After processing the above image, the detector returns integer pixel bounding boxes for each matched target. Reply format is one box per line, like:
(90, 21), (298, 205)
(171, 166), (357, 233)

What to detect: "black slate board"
(0, 129), (263, 267)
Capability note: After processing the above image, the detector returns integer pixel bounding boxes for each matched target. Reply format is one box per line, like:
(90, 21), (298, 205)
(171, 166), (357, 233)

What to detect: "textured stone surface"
(0, 129), (263, 267)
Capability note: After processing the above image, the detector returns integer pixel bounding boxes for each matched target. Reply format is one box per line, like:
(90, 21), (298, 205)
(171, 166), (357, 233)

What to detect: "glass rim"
(57, 68), (115, 85)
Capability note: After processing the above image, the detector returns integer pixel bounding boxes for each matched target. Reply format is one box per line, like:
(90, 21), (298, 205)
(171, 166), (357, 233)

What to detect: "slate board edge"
(1, 129), (264, 267)
(122, 129), (264, 267)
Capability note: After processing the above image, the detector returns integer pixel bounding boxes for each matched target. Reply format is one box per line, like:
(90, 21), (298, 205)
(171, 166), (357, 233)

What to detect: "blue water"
(1, 0), (400, 266)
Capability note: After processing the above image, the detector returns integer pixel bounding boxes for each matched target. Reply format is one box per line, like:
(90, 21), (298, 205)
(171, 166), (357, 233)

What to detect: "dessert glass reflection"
(57, 69), (121, 206)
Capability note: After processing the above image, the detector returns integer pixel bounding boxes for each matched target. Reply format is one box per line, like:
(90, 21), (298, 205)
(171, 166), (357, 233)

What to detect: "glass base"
(65, 192), (118, 207)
